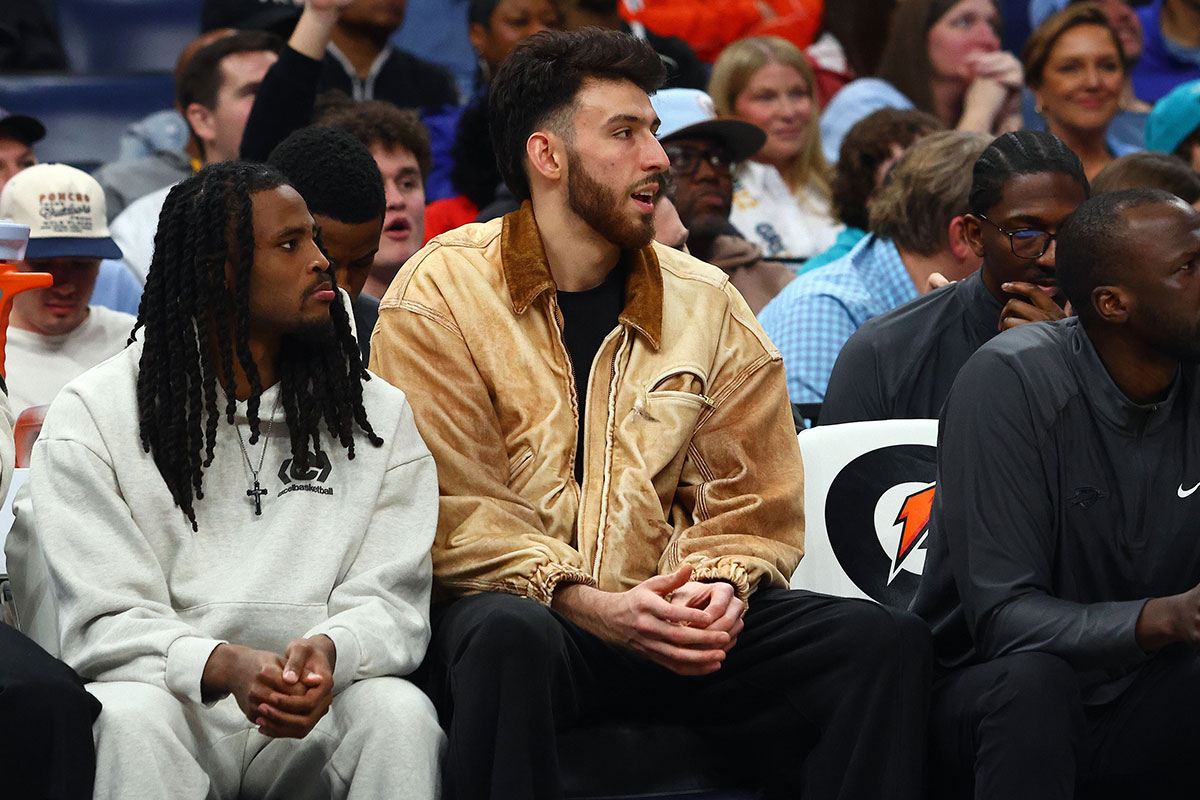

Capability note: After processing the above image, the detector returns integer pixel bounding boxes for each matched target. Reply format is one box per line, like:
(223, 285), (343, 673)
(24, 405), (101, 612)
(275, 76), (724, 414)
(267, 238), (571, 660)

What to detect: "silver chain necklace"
(233, 394), (280, 516)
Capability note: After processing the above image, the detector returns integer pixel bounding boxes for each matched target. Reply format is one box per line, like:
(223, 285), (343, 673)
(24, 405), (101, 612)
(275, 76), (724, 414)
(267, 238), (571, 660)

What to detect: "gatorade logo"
(824, 444), (937, 607)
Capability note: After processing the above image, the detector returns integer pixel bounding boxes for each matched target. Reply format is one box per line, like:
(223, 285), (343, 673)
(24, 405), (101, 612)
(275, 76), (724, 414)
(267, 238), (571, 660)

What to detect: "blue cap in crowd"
(1146, 80), (1200, 157)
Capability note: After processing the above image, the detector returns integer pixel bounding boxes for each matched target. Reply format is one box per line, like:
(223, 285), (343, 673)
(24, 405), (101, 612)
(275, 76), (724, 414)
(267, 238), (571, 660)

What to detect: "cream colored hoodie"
(5, 341), (437, 704)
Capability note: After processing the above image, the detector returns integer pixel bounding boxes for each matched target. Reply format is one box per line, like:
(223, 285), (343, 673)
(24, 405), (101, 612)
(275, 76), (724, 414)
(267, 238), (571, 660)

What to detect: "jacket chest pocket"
(615, 368), (712, 485)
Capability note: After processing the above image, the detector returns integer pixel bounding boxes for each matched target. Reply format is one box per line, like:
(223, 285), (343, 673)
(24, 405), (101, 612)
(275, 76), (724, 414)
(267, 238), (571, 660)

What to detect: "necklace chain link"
(233, 393), (281, 515)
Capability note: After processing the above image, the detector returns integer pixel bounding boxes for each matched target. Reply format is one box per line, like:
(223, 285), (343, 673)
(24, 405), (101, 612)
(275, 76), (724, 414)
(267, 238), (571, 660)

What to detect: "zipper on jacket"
(547, 293), (582, 504)
(586, 328), (627, 579)
(1129, 410), (1152, 547)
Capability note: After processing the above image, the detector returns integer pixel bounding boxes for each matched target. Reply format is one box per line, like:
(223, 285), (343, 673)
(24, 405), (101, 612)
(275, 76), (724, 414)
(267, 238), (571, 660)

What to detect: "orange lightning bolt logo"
(889, 485), (936, 583)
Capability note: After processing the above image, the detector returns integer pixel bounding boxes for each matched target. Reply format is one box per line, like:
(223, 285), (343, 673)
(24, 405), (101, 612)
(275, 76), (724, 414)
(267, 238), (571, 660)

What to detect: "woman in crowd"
(819, 0), (1023, 161)
(1023, 3), (1130, 179)
(468, 0), (563, 88)
(424, 0), (563, 238)
(709, 36), (841, 261)
(805, 0), (900, 107)
(1027, 0), (1151, 153)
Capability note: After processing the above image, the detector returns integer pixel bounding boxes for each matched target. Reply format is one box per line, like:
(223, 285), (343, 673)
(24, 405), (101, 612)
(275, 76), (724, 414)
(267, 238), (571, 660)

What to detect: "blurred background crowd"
(1, 0), (1199, 416)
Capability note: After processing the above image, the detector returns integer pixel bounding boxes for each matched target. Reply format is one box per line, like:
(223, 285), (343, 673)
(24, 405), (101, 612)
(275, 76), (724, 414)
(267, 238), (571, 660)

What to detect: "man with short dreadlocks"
(6, 161), (445, 799)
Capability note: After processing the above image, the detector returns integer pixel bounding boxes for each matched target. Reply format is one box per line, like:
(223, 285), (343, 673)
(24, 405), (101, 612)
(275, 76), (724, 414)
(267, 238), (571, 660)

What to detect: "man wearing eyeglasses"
(649, 89), (796, 313)
(820, 131), (1088, 424)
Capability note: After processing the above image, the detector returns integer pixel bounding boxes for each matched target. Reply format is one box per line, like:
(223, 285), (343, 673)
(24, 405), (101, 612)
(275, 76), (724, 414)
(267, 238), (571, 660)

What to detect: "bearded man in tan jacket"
(370, 28), (932, 800)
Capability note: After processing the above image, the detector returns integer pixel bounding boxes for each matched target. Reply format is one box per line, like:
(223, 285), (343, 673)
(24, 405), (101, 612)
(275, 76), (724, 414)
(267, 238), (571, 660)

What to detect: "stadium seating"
(56, 0), (203, 73)
(791, 420), (938, 610)
(0, 73), (175, 171)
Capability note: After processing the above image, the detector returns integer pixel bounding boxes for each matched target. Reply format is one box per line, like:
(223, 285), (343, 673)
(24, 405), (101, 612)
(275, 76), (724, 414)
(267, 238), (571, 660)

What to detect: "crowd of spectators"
(5, 0), (1198, 417)
(3, 0), (1200, 797)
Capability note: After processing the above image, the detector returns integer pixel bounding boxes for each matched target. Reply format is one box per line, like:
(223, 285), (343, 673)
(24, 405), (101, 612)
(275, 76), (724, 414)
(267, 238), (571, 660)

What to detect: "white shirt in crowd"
(6, 304), (136, 415)
(109, 183), (172, 283)
(730, 160), (843, 261)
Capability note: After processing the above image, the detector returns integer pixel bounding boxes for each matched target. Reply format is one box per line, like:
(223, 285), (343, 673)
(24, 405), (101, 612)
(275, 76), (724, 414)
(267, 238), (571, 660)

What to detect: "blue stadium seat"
(0, 73), (176, 172)
(57, 0), (203, 73)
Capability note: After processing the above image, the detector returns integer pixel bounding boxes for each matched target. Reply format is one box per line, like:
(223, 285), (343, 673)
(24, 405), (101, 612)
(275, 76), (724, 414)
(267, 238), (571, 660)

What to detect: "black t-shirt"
(352, 291), (380, 366)
(555, 263), (627, 482)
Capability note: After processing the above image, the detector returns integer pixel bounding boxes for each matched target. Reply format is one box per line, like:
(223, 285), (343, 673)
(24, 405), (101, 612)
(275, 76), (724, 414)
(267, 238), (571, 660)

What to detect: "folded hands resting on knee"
(200, 635), (337, 739)
(552, 564), (746, 677)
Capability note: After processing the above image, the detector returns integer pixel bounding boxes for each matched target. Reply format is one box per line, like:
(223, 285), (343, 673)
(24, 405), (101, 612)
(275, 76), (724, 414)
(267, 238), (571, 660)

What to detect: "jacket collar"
(500, 200), (663, 349)
(1067, 318), (1180, 435)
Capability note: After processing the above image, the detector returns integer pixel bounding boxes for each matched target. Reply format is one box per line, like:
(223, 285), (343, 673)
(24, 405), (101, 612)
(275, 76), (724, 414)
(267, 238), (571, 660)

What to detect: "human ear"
(185, 103), (216, 147)
(1094, 286), (1129, 324)
(468, 23), (488, 58)
(947, 216), (976, 261)
(962, 214), (985, 258)
(526, 131), (563, 184)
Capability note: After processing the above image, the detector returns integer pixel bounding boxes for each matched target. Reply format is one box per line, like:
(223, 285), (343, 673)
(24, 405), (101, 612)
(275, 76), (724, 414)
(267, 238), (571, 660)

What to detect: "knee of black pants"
(829, 601), (933, 674)
(976, 651), (1083, 744)
(0, 673), (100, 728)
(450, 593), (564, 673)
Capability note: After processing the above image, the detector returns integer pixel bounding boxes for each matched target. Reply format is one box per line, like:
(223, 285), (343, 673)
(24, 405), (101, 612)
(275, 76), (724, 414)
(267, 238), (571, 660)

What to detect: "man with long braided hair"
(7, 161), (445, 799)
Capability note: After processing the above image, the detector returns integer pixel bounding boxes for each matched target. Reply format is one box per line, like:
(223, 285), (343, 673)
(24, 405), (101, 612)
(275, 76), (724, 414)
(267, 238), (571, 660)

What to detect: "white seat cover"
(791, 420), (938, 608)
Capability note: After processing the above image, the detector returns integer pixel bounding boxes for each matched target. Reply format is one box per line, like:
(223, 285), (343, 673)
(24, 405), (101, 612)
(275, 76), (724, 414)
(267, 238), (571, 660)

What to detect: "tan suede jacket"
(369, 203), (804, 605)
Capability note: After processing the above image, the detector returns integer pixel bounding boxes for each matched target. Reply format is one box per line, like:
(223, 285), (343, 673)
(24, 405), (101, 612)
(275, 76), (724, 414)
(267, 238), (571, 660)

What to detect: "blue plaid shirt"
(758, 235), (918, 404)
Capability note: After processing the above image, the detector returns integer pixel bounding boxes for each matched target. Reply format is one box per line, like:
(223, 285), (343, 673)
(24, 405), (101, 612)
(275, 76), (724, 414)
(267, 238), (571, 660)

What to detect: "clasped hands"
(201, 635), (337, 739)
(554, 564), (746, 676)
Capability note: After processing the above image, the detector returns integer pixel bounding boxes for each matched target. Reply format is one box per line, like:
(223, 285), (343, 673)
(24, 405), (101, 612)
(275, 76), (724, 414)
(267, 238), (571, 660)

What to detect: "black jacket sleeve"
(937, 349), (1147, 670)
(239, 45), (325, 163)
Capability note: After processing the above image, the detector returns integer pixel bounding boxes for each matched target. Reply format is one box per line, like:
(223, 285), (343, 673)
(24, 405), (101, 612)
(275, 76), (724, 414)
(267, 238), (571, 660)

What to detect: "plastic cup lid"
(0, 219), (30, 261)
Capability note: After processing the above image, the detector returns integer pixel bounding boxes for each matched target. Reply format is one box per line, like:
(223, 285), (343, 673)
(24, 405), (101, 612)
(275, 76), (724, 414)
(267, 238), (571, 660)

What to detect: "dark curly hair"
(132, 161), (383, 530)
(832, 108), (943, 231)
(316, 100), (433, 182)
(489, 29), (665, 201)
(267, 125), (385, 224)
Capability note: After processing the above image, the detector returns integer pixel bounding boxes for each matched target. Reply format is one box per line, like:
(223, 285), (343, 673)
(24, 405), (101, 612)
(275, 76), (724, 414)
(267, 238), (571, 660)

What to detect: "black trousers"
(416, 588), (932, 800)
(0, 623), (100, 800)
(928, 647), (1200, 800)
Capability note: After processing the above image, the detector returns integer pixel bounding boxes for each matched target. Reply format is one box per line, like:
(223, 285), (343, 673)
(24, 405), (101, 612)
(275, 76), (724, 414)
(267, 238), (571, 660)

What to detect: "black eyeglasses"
(977, 214), (1057, 259)
(663, 143), (735, 176)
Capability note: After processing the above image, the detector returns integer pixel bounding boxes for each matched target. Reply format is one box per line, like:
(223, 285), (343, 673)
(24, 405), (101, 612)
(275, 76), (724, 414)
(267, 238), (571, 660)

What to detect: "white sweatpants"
(86, 677), (445, 799)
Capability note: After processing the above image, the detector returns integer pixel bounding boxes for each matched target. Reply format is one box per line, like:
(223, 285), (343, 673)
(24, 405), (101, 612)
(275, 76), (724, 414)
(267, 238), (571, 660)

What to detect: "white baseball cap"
(0, 163), (122, 260)
(650, 88), (766, 161)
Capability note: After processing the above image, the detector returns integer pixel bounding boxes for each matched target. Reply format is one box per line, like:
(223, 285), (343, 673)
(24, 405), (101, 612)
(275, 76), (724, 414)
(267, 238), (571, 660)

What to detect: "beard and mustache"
(566, 147), (659, 251)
